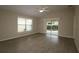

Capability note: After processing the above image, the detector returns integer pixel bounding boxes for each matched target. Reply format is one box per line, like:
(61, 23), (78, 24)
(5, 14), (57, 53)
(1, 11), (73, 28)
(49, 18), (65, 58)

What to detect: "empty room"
(0, 5), (79, 53)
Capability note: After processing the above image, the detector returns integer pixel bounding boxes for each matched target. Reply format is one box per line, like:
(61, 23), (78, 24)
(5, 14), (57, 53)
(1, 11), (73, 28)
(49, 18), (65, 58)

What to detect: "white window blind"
(17, 17), (32, 32)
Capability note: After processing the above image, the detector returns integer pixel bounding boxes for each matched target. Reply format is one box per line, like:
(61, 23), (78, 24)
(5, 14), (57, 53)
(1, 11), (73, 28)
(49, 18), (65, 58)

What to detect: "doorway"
(46, 19), (59, 36)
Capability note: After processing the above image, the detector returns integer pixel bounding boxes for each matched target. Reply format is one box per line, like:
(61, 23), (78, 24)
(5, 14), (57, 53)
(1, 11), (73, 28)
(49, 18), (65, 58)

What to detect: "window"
(26, 19), (32, 31)
(18, 17), (25, 32)
(17, 17), (32, 32)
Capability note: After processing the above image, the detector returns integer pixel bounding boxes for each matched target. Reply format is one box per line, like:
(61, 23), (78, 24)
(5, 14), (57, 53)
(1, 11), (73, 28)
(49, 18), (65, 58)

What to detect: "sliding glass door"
(46, 19), (58, 36)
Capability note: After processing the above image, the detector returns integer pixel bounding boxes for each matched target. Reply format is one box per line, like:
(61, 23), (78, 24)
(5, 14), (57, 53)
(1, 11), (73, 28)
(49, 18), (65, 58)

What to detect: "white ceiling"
(0, 5), (70, 18)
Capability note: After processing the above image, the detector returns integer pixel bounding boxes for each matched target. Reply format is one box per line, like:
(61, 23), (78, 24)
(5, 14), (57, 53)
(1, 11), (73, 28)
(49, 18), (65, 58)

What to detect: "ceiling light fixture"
(39, 10), (44, 12)
(39, 7), (48, 13)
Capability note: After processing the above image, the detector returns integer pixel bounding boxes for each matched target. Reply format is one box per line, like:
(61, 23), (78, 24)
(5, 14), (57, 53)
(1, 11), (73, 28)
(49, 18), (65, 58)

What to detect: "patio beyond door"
(46, 19), (59, 36)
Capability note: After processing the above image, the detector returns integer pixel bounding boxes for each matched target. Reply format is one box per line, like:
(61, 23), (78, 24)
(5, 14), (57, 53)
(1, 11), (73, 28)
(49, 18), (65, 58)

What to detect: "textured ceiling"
(0, 5), (70, 18)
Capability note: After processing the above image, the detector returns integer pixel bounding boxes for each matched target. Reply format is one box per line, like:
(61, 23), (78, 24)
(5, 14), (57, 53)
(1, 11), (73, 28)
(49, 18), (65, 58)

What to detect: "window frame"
(17, 17), (32, 33)
(25, 19), (32, 31)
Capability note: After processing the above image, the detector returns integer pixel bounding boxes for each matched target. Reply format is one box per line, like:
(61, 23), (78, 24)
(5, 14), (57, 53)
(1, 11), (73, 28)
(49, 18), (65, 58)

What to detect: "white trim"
(59, 35), (73, 39)
(0, 33), (73, 42)
(0, 32), (37, 41)
(38, 32), (73, 39)
(74, 38), (79, 52)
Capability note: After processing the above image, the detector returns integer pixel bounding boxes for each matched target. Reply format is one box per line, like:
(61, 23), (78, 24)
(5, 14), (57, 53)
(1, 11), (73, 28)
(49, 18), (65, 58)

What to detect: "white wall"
(74, 6), (79, 52)
(0, 10), (38, 41)
(0, 7), (75, 42)
(37, 8), (74, 38)
(0, 7), (78, 51)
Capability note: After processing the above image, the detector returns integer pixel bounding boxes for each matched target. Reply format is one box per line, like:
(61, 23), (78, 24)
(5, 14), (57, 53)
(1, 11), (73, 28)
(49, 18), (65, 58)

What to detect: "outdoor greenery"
(47, 25), (58, 31)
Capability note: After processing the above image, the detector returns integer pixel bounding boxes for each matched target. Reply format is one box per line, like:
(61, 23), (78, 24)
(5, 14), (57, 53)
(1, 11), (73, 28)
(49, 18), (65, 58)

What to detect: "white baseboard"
(74, 39), (79, 52)
(0, 32), (37, 41)
(58, 35), (73, 38)
(0, 33), (73, 42)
